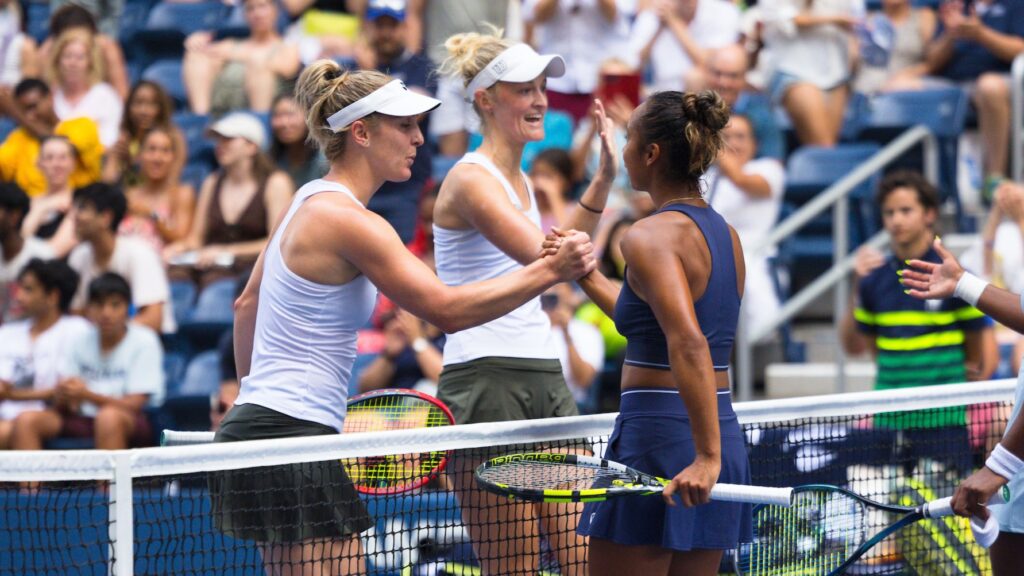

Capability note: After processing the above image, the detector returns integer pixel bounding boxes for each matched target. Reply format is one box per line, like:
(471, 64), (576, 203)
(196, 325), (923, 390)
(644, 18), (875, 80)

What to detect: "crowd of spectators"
(0, 0), (1021, 446)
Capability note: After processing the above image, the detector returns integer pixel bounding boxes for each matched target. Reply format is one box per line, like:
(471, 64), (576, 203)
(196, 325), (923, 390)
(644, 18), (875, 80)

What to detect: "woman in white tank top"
(213, 61), (597, 576)
(433, 34), (618, 575)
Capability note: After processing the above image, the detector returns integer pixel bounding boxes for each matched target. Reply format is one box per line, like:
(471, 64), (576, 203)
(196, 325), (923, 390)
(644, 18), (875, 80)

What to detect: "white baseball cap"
(465, 43), (566, 99)
(327, 79), (441, 132)
(207, 112), (267, 149)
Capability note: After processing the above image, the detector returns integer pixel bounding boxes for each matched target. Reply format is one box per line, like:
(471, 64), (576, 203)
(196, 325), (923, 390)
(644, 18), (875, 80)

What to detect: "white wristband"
(986, 443), (1024, 480)
(953, 272), (988, 307)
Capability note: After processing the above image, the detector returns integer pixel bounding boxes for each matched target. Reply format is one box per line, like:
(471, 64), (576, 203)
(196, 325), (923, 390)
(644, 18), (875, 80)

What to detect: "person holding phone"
(524, 0), (635, 123)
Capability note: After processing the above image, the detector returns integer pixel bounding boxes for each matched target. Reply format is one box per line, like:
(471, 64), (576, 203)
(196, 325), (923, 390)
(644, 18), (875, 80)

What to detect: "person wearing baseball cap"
(163, 111), (293, 283)
(210, 59), (598, 576)
(432, 32), (619, 575)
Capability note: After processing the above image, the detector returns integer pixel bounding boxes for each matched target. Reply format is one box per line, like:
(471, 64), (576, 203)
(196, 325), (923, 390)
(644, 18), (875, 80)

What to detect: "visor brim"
(376, 90), (442, 118)
(500, 54), (566, 83)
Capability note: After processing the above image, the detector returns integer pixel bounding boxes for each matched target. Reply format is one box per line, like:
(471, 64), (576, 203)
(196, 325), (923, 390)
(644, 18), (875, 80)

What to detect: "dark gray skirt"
(209, 403), (373, 543)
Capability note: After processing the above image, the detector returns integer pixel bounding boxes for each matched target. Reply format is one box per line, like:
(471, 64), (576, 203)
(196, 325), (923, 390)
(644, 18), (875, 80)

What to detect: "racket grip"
(711, 483), (793, 506)
(161, 430), (216, 446)
(924, 490), (1008, 518)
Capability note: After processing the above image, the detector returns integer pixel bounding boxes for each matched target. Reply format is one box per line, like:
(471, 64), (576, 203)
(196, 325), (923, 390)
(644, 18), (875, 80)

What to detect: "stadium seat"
(119, 0), (155, 45)
(170, 279), (196, 327)
(142, 59), (187, 110)
(779, 143), (882, 287)
(0, 117), (16, 143)
(145, 1), (230, 37)
(163, 350), (189, 396)
(173, 111), (216, 167)
(24, 2), (49, 44)
(860, 88), (969, 226)
(178, 278), (237, 350)
(181, 162), (213, 192)
(177, 350), (222, 397)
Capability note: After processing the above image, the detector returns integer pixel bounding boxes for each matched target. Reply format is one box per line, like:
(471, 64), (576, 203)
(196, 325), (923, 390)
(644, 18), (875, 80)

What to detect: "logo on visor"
(491, 60), (509, 76)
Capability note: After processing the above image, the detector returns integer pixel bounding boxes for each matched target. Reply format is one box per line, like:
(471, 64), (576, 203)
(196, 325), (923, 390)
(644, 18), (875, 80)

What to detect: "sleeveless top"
(233, 179), (378, 432)
(613, 203), (741, 372)
(433, 152), (556, 365)
(204, 171), (269, 246)
(889, 9), (926, 74)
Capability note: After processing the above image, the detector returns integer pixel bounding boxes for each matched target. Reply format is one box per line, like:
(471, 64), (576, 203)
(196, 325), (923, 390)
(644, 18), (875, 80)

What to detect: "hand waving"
(899, 237), (963, 300)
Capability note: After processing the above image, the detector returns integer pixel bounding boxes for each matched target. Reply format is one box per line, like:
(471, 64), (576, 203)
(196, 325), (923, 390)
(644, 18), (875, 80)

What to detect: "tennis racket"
(342, 388), (455, 495)
(735, 483), (1007, 576)
(474, 452), (792, 505)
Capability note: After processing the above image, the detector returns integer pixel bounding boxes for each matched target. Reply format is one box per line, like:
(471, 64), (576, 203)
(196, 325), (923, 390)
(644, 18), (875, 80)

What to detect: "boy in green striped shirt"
(840, 171), (997, 469)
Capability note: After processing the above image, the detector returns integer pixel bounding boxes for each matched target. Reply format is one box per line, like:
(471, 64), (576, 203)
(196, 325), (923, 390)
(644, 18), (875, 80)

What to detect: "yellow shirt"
(0, 117), (103, 197)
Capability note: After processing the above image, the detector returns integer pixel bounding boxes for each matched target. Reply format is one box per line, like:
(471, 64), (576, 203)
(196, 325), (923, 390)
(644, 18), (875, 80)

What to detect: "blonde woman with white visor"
(212, 60), (598, 576)
(435, 34), (618, 575)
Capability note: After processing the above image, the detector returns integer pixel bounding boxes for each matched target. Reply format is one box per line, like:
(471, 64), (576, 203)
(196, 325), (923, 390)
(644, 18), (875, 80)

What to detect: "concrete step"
(765, 362), (877, 399)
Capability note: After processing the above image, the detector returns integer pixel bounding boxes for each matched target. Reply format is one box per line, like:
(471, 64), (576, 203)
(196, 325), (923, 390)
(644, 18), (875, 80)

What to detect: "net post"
(109, 451), (134, 576)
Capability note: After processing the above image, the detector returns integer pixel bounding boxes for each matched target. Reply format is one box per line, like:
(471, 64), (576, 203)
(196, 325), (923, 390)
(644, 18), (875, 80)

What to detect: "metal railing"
(1012, 53), (1024, 182)
(734, 125), (938, 401)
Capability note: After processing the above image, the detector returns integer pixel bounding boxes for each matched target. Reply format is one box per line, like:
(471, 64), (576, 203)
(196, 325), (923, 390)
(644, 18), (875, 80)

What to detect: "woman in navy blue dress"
(567, 90), (753, 575)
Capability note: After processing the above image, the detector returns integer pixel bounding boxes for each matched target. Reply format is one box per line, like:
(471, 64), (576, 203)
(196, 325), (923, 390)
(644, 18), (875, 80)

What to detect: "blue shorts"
(768, 71), (847, 106)
(578, 388), (753, 551)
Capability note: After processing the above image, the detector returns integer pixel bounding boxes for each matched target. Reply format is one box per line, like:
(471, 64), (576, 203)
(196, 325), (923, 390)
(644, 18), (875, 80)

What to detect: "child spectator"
(9, 272), (164, 450)
(0, 258), (88, 448)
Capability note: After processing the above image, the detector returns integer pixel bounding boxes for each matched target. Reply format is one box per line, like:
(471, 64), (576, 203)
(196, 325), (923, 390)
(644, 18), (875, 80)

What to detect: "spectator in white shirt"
(0, 182), (54, 323)
(48, 29), (123, 148)
(627, 0), (740, 93)
(67, 183), (174, 334)
(706, 113), (786, 339)
(0, 258), (88, 448)
(524, 0), (635, 123)
(10, 272), (164, 450)
(542, 283), (604, 409)
(760, 0), (863, 146)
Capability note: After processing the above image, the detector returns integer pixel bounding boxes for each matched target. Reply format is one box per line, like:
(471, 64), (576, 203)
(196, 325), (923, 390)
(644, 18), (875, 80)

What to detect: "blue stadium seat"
(163, 350), (189, 395)
(170, 279), (196, 327)
(146, 1), (230, 37)
(119, 0), (155, 45)
(179, 278), (237, 351)
(24, 2), (49, 44)
(181, 162), (213, 192)
(173, 111), (216, 167)
(177, 350), (222, 397)
(142, 59), (187, 110)
(860, 88), (969, 226)
(779, 144), (882, 285)
(0, 117), (16, 143)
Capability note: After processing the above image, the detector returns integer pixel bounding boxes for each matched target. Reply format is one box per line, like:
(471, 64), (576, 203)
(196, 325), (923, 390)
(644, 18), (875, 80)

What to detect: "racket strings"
(478, 460), (636, 492)
(339, 394), (453, 491)
(739, 491), (867, 575)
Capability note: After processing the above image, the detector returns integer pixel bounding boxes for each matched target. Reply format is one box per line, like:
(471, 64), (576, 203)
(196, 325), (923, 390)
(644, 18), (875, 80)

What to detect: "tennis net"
(0, 379), (1015, 576)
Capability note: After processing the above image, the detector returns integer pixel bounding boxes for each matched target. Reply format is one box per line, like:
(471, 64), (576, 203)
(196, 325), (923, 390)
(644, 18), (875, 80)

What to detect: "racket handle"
(924, 489), (1008, 518)
(161, 430), (216, 446)
(711, 483), (793, 506)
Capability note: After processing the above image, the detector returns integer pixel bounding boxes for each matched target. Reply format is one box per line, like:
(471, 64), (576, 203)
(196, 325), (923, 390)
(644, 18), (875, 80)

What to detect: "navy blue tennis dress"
(577, 202), (753, 551)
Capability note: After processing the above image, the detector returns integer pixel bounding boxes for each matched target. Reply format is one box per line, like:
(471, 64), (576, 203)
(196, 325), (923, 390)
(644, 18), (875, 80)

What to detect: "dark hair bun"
(682, 90), (730, 134)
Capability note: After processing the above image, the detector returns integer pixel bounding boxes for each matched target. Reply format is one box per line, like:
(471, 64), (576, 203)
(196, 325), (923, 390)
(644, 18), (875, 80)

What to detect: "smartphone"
(598, 73), (641, 109)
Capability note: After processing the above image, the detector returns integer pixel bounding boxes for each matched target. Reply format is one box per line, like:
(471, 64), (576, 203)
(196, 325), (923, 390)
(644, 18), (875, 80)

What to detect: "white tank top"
(234, 180), (378, 431)
(433, 152), (556, 365)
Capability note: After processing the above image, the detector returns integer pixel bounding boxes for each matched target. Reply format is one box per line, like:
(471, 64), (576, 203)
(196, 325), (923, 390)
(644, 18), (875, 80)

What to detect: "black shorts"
(209, 403), (373, 543)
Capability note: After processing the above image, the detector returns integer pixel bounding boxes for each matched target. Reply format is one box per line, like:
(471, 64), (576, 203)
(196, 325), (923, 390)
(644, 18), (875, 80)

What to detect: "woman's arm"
(563, 102), (616, 234)
(171, 128), (188, 184)
(19, 36), (39, 79)
(341, 207), (595, 334)
(101, 35), (130, 100)
(158, 184), (196, 244)
(166, 173), (214, 256)
(47, 212), (78, 258)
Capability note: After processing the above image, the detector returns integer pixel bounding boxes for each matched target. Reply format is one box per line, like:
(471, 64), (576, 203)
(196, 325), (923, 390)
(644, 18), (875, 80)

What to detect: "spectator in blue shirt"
(360, 0), (437, 244)
(707, 44), (785, 161)
(925, 0), (1024, 197)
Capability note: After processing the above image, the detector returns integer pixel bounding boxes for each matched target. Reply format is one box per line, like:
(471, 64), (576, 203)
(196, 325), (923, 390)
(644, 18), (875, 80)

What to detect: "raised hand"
(591, 99), (619, 185)
(899, 237), (963, 300)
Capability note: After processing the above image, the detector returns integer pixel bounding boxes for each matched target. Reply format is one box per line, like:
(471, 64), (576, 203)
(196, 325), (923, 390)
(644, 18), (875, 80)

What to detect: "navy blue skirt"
(578, 388), (753, 551)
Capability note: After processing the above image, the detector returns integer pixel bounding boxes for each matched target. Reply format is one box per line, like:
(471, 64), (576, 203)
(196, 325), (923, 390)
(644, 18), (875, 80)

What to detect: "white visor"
(326, 79), (442, 132)
(465, 44), (566, 100)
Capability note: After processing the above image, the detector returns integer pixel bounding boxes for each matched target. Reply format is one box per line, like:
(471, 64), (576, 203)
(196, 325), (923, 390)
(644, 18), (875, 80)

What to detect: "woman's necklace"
(658, 195), (704, 210)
